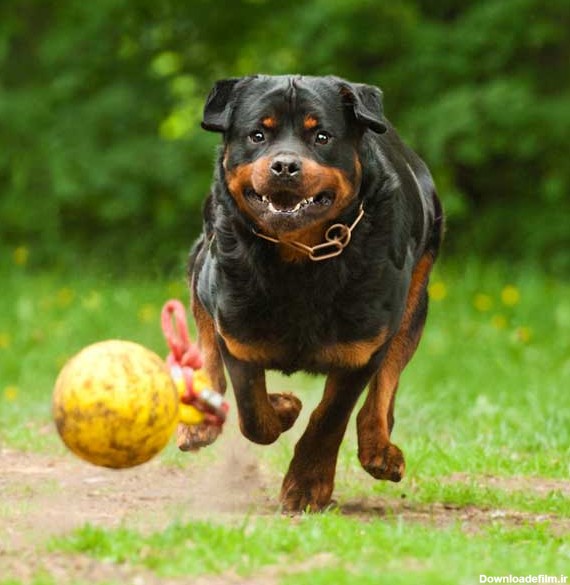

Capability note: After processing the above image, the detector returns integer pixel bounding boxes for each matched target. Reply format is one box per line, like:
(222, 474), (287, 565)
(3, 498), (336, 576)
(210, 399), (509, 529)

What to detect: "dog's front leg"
(219, 339), (302, 445)
(280, 356), (383, 513)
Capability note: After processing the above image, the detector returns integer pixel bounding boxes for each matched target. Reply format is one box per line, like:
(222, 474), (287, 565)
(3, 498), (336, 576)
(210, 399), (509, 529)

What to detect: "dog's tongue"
(269, 192), (302, 211)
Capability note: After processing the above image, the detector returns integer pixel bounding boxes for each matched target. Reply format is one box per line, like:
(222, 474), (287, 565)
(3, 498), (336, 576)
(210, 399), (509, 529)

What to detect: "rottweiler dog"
(182, 75), (444, 512)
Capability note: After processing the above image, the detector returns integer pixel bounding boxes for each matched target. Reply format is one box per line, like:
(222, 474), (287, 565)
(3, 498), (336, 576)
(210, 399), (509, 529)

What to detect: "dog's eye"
(249, 130), (265, 144)
(315, 131), (331, 145)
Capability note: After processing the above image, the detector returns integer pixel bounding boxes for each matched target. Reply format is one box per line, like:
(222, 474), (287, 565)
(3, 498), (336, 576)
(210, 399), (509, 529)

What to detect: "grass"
(46, 516), (568, 584)
(0, 258), (188, 450)
(1, 250), (569, 584)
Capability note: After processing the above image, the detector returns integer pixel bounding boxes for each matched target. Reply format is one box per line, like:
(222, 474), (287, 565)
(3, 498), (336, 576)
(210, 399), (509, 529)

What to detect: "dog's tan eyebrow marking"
(303, 115), (319, 130)
(261, 116), (277, 129)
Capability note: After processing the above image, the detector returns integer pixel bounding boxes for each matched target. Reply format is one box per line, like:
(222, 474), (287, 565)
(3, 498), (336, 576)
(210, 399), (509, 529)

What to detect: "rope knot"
(161, 299), (227, 427)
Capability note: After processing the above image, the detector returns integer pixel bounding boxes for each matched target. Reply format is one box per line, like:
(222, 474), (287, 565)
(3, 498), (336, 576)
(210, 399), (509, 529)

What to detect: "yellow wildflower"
(57, 288), (76, 308)
(474, 293), (493, 312)
(429, 281), (447, 301)
(501, 285), (520, 307)
(138, 303), (157, 323)
(13, 246), (29, 266)
(4, 385), (19, 401)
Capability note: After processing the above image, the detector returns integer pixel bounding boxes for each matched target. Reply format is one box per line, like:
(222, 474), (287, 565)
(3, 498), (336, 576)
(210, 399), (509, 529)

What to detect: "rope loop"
(161, 300), (227, 426)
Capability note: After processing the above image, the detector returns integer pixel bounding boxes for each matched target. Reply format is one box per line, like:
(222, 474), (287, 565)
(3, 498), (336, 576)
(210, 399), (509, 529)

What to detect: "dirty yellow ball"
(53, 340), (179, 468)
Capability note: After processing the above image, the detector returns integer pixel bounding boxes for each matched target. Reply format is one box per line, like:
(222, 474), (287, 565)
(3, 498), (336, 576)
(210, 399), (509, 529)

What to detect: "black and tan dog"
(182, 75), (444, 512)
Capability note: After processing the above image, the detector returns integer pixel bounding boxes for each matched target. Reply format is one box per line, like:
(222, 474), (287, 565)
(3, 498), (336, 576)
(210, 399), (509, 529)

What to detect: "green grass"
(399, 479), (570, 516)
(47, 515), (569, 584)
(1, 254), (569, 584)
(0, 259), (188, 450)
(5, 519), (567, 585)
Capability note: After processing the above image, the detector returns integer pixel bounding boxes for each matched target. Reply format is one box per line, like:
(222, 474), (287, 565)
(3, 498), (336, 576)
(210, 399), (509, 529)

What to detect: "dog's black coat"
(186, 75), (444, 510)
(191, 75), (442, 375)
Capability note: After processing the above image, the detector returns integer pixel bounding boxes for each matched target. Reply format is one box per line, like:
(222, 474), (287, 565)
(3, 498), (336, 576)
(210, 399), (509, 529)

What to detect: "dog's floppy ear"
(201, 77), (249, 133)
(338, 81), (387, 134)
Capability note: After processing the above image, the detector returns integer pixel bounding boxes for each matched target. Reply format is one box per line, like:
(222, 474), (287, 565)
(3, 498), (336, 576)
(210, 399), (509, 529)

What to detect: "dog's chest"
(211, 260), (406, 373)
(219, 315), (389, 373)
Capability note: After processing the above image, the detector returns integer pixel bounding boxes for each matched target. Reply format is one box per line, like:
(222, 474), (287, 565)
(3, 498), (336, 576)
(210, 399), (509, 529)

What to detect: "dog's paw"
(359, 442), (405, 482)
(279, 468), (334, 513)
(177, 422), (222, 452)
(268, 393), (302, 432)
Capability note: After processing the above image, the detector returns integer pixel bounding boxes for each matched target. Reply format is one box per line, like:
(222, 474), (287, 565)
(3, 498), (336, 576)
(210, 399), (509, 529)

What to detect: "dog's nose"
(270, 155), (302, 178)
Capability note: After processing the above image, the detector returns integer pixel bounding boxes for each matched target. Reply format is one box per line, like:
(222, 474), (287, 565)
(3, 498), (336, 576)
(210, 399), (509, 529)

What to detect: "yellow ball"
(53, 340), (179, 468)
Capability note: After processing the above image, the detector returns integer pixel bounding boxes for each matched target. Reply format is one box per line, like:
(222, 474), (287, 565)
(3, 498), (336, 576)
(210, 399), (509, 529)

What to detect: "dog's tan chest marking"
(316, 328), (389, 369)
(220, 325), (389, 370)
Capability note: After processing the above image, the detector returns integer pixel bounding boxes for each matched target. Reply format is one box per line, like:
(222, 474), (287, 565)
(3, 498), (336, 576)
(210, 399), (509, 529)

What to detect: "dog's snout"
(270, 154), (302, 178)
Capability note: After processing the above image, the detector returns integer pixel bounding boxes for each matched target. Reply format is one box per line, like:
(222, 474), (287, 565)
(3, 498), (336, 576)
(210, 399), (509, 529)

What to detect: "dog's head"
(202, 75), (386, 238)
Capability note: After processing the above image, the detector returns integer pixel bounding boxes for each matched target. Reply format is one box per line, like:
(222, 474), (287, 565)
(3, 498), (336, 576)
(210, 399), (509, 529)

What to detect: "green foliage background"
(1, 0), (568, 273)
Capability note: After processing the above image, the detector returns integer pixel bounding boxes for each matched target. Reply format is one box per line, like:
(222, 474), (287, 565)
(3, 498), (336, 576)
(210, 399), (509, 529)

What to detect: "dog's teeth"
(267, 200), (303, 214)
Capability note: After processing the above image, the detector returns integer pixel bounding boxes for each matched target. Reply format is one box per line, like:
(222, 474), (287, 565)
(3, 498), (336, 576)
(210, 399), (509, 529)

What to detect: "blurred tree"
(0, 0), (568, 273)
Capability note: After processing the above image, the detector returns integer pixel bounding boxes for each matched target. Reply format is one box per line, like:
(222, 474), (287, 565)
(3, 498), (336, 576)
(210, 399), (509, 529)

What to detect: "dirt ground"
(1, 445), (569, 584)
(0, 440), (278, 584)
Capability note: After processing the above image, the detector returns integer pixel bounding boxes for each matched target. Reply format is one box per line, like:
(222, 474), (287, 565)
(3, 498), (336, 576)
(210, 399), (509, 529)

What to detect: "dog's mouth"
(244, 188), (335, 215)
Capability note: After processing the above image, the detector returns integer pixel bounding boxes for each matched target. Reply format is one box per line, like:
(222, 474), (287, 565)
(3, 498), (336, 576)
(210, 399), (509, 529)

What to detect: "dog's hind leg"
(356, 252), (433, 481)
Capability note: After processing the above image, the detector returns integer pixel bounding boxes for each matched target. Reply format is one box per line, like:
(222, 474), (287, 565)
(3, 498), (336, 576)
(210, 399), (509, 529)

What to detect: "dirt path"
(0, 441), (275, 551)
(0, 439), (279, 583)
(1, 445), (569, 584)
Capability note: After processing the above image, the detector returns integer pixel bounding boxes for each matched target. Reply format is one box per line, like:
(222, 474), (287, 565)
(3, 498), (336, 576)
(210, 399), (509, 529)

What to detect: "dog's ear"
(201, 77), (248, 133)
(338, 81), (387, 134)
